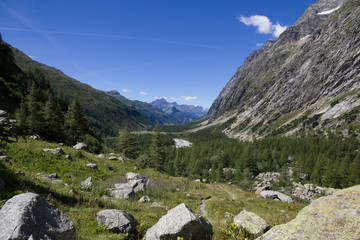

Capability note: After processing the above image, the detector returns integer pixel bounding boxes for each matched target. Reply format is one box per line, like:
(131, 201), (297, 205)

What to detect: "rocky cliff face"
(207, 0), (360, 140)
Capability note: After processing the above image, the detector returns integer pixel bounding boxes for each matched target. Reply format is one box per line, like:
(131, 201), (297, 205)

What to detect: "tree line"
(112, 123), (360, 190)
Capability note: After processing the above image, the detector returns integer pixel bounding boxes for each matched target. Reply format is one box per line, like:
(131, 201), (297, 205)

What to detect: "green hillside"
(11, 46), (152, 136)
(0, 138), (305, 239)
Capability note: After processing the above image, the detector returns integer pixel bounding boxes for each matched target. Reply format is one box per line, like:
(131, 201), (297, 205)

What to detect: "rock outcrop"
(97, 209), (138, 233)
(234, 210), (270, 237)
(81, 176), (92, 189)
(42, 147), (65, 155)
(108, 183), (135, 199)
(260, 190), (294, 203)
(0, 193), (76, 240)
(73, 142), (89, 151)
(144, 203), (213, 240)
(106, 172), (153, 199)
(86, 163), (98, 169)
(257, 185), (360, 239)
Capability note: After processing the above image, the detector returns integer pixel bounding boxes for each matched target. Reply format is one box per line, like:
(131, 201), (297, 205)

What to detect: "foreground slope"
(208, 0), (360, 140)
(0, 139), (305, 239)
(11, 46), (152, 136)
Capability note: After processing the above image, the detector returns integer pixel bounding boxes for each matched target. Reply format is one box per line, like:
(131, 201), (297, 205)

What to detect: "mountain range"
(150, 98), (208, 124)
(206, 0), (359, 140)
(1, 0), (359, 140)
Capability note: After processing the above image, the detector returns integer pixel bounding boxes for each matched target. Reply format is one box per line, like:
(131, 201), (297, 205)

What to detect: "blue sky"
(0, 0), (315, 108)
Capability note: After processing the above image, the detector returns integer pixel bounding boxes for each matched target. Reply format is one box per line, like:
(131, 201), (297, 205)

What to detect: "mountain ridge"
(150, 98), (208, 124)
(106, 90), (180, 125)
(207, 0), (360, 140)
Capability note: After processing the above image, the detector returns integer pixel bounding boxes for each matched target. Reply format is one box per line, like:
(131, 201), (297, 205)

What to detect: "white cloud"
(140, 91), (148, 95)
(256, 43), (264, 47)
(122, 89), (132, 93)
(181, 96), (197, 101)
(154, 96), (167, 100)
(238, 15), (287, 38)
(272, 23), (288, 38)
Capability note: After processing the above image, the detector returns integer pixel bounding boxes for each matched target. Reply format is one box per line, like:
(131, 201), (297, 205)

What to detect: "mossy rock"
(258, 185), (360, 239)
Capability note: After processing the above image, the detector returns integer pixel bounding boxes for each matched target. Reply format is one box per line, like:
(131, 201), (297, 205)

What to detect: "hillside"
(0, 138), (306, 239)
(207, 0), (360, 140)
(150, 98), (208, 124)
(106, 90), (180, 125)
(11, 46), (152, 136)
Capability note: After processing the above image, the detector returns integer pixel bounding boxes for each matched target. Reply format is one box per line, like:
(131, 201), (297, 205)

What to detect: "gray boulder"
(98, 154), (106, 158)
(108, 183), (135, 199)
(151, 202), (168, 210)
(0, 193), (76, 240)
(139, 196), (151, 203)
(144, 203), (213, 240)
(97, 209), (138, 233)
(258, 185), (360, 240)
(86, 163), (98, 169)
(260, 190), (293, 203)
(65, 155), (75, 161)
(126, 172), (146, 181)
(81, 176), (92, 189)
(233, 210), (270, 237)
(73, 142), (89, 151)
(108, 156), (117, 160)
(42, 147), (65, 155)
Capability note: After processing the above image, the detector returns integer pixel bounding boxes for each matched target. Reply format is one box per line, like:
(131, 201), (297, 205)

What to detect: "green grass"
(0, 139), (306, 239)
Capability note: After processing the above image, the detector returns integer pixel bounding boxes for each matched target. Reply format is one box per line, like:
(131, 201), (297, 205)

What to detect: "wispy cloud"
(238, 15), (287, 38)
(181, 96), (197, 101)
(123, 89), (132, 93)
(0, 26), (218, 49)
(256, 43), (264, 47)
(140, 91), (148, 95)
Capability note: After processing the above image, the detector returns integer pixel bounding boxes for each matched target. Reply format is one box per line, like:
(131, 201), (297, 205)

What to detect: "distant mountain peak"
(150, 98), (207, 124)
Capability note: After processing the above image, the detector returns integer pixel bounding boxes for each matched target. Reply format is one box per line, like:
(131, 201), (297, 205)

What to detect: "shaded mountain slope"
(207, 0), (360, 140)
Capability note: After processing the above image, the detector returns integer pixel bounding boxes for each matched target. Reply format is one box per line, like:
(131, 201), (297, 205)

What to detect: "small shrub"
(219, 221), (255, 240)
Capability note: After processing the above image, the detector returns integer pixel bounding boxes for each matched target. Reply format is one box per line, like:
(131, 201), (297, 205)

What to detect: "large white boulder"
(97, 209), (138, 233)
(144, 203), (213, 240)
(0, 193), (76, 240)
(234, 210), (270, 237)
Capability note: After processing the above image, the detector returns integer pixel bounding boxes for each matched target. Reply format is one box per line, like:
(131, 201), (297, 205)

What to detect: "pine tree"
(119, 127), (138, 159)
(64, 95), (89, 144)
(349, 153), (360, 186)
(15, 100), (28, 135)
(150, 124), (166, 171)
(26, 81), (44, 135)
(43, 93), (64, 141)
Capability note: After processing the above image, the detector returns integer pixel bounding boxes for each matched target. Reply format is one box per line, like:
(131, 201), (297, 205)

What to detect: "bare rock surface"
(97, 209), (138, 233)
(234, 210), (270, 237)
(144, 203), (213, 240)
(257, 185), (360, 240)
(0, 193), (76, 240)
(81, 176), (92, 189)
(73, 142), (89, 151)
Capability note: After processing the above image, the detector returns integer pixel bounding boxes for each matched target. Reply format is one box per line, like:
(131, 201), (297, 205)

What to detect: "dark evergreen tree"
(26, 81), (44, 135)
(43, 93), (64, 142)
(64, 95), (89, 144)
(119, 127), (138, 159)
(150, 124), (166, 171)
